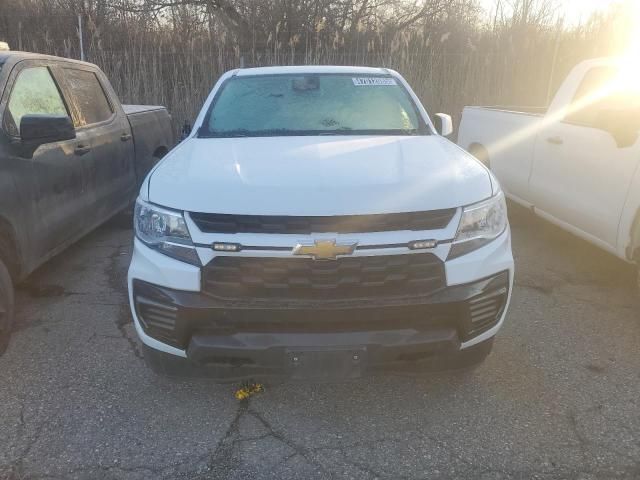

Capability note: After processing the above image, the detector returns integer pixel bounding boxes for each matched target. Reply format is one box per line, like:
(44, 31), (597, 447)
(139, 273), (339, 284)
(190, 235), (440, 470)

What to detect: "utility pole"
(78, 14), (85, 61)
(546, 18), (563, 105)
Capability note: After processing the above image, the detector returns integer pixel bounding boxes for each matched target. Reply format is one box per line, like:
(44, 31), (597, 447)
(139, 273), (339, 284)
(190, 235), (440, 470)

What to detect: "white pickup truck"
(458, 57), (640, 280)
(128, 66), (514, 380)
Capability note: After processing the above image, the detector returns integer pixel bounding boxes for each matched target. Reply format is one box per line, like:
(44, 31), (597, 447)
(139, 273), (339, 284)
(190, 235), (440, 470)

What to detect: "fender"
(623, 208), (640, 262)
(617, 146), (640, 261)
(0, 215), (22, 281)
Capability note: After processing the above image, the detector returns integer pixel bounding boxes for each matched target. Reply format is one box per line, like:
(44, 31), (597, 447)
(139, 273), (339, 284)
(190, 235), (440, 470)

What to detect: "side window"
(3, 66), (68, 137)
(63, 68), (113, 127)
(565, 67), (621, 127)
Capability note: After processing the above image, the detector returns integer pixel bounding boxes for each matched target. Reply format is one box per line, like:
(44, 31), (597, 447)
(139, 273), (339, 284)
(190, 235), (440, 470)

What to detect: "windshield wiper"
(200, 128), (294, 138)
(377, 129), (420, 136)
(199, 127), (423, 138)
(200, 128), (252, 138)
(317, 128), (420, 136)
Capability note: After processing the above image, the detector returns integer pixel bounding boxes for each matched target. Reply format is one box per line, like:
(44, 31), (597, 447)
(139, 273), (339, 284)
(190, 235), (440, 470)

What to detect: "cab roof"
(234, 65), (393, 77)
(0, 51), (96, 68)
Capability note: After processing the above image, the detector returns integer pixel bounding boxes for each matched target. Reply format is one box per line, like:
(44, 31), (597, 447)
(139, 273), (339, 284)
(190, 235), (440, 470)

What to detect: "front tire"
(0, 259), (14, 356)
(441, 337), (494, 371)
(143, 344), (199, 378)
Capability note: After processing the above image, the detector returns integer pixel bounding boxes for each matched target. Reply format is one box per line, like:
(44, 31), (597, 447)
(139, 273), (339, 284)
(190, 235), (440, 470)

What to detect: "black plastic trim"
(193, 240), (455, 252)
(132, 270), (509, 353)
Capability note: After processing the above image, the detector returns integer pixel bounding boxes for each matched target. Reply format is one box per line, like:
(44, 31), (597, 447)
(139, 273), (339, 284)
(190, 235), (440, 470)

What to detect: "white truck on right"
(458, 57), (640, 282)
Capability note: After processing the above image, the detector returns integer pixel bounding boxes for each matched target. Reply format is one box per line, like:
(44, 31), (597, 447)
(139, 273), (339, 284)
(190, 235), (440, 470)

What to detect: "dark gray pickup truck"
(0, 51), (174, 353)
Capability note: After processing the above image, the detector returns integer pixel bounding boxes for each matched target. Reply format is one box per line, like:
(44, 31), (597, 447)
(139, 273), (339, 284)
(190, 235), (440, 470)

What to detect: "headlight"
(448, 192), (507, 259)
(134, 199), (200, 266)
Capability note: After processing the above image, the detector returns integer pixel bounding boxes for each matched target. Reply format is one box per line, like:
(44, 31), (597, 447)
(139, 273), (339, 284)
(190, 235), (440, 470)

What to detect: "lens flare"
(472, 2), (640, 164)
(615, 1), (640, 92)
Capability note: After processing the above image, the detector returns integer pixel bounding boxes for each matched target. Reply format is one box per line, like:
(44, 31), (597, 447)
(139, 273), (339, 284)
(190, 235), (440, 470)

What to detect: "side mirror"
(181, 121), (192, 141)
(595, 108), (640, 149)
(20, 115), (75, 144)
(433, 113), (453, 137)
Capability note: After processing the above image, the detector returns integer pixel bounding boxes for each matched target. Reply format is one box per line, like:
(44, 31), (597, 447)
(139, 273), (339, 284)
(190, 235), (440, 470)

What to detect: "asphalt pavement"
(0, 205), (639, 480)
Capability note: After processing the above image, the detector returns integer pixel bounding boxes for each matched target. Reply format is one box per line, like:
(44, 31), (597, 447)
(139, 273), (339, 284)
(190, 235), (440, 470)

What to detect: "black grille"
(202, 253), (446, 301)
(190, 209), (456, 234)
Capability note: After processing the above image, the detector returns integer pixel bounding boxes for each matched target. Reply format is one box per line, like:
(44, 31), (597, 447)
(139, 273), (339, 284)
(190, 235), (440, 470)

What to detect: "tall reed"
(0, 1), (633, 135)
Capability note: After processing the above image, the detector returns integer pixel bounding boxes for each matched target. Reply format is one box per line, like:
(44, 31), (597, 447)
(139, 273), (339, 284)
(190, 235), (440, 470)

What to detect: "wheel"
(143, 343), (200, 378)
(439, 337), (494, 372)
(111, 206), (134, 230)
(0, 258), (14, 356)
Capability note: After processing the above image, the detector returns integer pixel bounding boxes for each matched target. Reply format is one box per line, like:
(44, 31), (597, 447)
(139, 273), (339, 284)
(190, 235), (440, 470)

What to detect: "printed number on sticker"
(352, 77), (397, 86)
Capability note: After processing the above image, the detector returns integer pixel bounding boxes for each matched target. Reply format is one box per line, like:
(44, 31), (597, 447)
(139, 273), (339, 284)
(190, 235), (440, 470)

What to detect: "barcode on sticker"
(352, 77), (397, 86)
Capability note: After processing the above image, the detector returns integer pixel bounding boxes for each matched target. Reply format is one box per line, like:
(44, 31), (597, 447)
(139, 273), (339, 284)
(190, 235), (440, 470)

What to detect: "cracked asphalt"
(0, 205), (639, 480)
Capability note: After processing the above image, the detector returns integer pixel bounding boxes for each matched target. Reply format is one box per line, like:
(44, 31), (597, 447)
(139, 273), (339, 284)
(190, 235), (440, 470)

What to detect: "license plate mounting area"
(286, 347), (367, 380)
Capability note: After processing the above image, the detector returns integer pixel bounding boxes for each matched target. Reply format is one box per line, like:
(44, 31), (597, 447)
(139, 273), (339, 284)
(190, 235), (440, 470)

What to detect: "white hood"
(148, 135), (492, 215)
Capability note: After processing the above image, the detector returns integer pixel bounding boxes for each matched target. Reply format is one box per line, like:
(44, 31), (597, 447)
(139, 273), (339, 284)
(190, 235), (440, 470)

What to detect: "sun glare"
(607, 1), (640, 92)
(627, 1), (640, 57)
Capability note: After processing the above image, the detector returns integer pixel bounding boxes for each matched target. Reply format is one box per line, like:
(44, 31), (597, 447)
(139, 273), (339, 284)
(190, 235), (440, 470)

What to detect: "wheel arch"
(626, 208), (640, 262)
(0, 216), (22, 282)
(467, 143), (490, 168)
(152, 146), (168, 160)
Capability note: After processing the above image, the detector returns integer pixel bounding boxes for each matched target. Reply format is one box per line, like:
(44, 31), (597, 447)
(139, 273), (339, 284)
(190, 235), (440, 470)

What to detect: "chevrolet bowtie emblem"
(292, 239), (358, 260)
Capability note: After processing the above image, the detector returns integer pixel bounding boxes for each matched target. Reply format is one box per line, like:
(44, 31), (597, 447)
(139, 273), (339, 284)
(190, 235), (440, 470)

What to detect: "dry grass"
(0, 2), (634, 135)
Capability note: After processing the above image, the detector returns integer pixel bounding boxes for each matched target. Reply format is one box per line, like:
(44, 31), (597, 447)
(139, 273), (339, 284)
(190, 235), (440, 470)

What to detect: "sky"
(479, 0), (620, 25)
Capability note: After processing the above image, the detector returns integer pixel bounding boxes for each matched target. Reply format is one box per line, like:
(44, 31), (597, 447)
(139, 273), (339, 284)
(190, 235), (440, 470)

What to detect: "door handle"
(547, 136), (563, 145)
(120, 133), (132, 142)
(74, 144), (91, 156)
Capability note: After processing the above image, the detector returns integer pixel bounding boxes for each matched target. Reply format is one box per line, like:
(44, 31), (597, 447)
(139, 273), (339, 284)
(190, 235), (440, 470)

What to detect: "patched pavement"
(0, 206), (639, 480)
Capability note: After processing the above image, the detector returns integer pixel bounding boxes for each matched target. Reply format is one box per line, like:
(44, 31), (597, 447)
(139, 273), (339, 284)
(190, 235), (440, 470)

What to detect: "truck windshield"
(199, 74), (429, 138)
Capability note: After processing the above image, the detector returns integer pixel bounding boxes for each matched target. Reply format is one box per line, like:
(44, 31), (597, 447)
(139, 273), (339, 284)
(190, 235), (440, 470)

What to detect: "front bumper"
(128, 227), (513, 379)
(130, 269), (510, 379)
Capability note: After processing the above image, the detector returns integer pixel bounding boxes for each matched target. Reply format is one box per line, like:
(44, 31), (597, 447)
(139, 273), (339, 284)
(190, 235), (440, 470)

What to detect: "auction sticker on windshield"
(352, 77), (397, 86)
